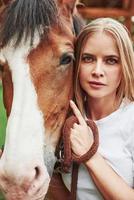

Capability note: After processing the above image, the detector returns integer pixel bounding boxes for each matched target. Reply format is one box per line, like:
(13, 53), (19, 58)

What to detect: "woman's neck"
(86, 96), (121, 120)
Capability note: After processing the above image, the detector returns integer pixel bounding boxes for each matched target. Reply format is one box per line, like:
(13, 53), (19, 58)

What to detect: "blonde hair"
(74, 17), (134, 115)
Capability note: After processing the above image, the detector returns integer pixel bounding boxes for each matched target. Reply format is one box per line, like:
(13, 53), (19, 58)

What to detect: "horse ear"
(57, 0), (78, 15)
(62, 0), (77, 13)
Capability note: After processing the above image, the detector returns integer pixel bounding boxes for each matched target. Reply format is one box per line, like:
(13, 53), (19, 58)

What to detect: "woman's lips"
(89, 81), (106, 88)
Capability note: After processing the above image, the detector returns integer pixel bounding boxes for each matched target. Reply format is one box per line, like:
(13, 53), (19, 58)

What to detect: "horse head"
(0, 0), (83, 199)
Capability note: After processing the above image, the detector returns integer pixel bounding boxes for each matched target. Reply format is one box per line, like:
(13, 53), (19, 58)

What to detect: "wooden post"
(77, 0), (134, 32)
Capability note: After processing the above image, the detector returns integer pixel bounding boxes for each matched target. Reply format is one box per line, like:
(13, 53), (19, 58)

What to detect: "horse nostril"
(35, 166), (41, 179)
(27, 165), (50, 197)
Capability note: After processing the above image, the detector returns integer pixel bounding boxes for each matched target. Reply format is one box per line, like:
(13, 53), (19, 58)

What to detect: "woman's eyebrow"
(105, 55), (120, 58)
(81, 52), (94, 56)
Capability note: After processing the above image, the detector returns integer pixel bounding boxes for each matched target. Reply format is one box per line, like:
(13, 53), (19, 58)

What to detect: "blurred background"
(0, 0), (134, 199)
(78, 0), (134, 39)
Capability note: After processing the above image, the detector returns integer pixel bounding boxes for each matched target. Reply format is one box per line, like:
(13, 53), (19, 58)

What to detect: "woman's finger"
(70, 100), (86, 125)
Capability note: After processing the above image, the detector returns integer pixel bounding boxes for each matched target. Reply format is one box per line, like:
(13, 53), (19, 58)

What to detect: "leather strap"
(70, 162), (79, 200)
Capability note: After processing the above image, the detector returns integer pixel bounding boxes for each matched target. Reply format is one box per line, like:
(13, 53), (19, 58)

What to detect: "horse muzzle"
(0, 159), (50, 200)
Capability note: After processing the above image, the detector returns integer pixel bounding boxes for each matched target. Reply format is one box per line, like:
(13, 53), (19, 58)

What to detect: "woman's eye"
(106, 58), (119, 65)
(81, 54), (95, 63)
(60, 53), (74, 65)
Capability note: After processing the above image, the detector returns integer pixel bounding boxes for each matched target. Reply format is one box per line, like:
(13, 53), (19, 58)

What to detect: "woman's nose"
(91, 60), (104, 77)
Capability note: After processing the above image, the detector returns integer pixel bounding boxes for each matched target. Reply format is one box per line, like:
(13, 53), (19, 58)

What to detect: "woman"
(62, 18), (134, 199)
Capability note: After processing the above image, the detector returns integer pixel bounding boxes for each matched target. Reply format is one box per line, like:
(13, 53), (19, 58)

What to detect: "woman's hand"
(70, 100), (94, 157)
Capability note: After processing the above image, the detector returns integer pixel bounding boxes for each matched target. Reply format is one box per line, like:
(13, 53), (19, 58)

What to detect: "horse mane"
(0, 0), (60, 47)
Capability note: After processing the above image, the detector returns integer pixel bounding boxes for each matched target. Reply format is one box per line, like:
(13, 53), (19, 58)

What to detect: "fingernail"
(70, 100), (74, 104)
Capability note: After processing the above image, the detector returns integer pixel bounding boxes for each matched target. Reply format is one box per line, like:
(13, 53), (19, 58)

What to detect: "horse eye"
(60, 53), (74, 65)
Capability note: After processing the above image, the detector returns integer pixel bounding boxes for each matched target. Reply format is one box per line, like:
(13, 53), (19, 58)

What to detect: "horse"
(0, 0), (84, 199)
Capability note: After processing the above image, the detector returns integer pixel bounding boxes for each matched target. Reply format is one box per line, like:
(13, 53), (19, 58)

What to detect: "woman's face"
(79, 31), (122, 101)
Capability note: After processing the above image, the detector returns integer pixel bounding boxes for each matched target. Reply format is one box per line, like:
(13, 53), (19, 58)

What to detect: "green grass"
(0, 82), (7, 200)
(0, 193), (4, 200)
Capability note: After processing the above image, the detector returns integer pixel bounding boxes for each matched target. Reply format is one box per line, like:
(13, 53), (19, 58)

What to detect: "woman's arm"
(85, 153), (134, 200)
(69, 100), (134, 200)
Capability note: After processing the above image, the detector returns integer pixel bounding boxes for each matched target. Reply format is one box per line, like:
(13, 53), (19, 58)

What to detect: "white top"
(62, 99), (134, 200)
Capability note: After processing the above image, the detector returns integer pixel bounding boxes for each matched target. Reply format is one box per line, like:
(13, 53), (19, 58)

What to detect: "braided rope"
(59, 115), (99, 200)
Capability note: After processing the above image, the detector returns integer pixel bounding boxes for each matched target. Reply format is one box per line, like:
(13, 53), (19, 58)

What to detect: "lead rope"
(70, 162), (79, 200)
(61, 115), (99, 200)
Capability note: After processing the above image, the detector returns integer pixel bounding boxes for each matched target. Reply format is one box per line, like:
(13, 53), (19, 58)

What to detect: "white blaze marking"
(0, 37), (56, 183)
